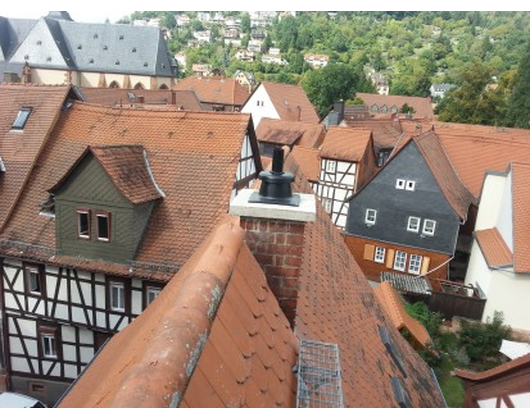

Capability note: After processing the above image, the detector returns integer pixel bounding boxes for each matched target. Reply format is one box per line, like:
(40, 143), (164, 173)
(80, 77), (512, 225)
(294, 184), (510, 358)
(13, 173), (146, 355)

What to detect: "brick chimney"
(229, 148), (316, 328)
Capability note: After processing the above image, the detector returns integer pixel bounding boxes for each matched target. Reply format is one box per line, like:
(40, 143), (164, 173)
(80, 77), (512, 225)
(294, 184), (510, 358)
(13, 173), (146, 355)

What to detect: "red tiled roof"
(261, 82), (320, 124)
(374, 282), (431, 349)
(175, 75), (250, 107)
(356, 93), (435, 120)
(286, 154), (445, 408)
(320, 126), (372, 161)
(0, 84), (73, 230)
(456, 353), (530, 382)
(289, 146), (320, 182)
(0, 103), (254, 281)
(511, 162), (530, 273)
(256, 117), (325, 148)
(50, 145), (164, 205)
(343, 117), (404, 150)
(58, 219), (298, 408)
(79, 87), (203, 111)
(475, 228), (513, 269)
(414, 130), (477, 220)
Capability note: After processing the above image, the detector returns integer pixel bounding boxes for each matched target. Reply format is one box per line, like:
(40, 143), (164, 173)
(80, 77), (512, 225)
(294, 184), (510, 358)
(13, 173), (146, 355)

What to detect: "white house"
(465, 162), (530, 332)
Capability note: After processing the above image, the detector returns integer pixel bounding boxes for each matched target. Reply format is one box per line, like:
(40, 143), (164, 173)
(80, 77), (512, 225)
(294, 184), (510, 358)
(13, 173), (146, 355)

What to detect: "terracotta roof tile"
(0, 84), (72, 229)
(342, 116), (405, 150)
(0, 103), (254, 280)
(320, 126), (372, 161)
(455, 353), (530, 381)
(374, 282), (431, 348)
(175, 75), (250, 107)
(356, 93), (434, 120)
(511, 162), (530, 273)
(475, 228), (513, 269)
(256, 117), (325, 148)
(289, 146), (320, 182)
(261, 82), (320, 124)
(79, 87), (203, 111)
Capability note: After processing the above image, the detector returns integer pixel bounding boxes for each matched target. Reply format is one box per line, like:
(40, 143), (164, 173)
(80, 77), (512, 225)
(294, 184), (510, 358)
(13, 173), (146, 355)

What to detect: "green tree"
(240, 12), (251, 33)
(506, 45), (530, 128)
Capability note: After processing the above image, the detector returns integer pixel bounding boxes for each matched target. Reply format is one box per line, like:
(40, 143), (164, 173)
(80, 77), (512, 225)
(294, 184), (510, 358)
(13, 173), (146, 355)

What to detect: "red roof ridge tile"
(455, 353), (530, 381)
(475, 228), (513, 269)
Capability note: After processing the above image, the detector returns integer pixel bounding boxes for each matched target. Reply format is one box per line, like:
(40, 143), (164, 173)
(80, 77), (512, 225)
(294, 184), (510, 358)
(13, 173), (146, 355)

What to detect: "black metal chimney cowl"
(249, 148), (300, 207)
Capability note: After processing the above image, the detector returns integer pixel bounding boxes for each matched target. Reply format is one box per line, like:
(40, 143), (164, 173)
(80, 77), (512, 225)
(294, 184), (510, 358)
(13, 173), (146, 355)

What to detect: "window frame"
(374, 246), (386, 264)
(96, 211), (111, 242)
(145, 285), (162, 308)
(38, 324), (60, 360)
(365, 208), (377, 225)
(12, 107), (33, 130)
(24, 263), (45, 296)
(326, 159), (337, 172)
(108, 280), (127, 312)
(405, 180), (416, 191)
(407, 216), (421, 233)
(322, 198), (332, 214)
(408, 254), (423, 275)
(77, 209), (91, 239)
(393, 251), (407, 271)
(395, 179), (406, 190)
(423, 219), (436, 236)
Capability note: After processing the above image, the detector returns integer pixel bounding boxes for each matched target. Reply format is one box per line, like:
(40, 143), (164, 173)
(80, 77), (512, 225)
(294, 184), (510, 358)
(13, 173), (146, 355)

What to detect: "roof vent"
(294, 339), (343, 408)
(249, 147), (300, 207)
(0, 157), (6, 173)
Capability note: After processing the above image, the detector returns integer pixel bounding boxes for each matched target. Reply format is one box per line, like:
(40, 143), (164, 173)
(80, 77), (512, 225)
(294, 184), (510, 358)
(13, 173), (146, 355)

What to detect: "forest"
(122, 11), (530, 128)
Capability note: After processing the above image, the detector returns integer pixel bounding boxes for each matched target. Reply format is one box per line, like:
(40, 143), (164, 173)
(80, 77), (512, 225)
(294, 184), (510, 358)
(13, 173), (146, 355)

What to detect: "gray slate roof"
(0, 14), (174, 77)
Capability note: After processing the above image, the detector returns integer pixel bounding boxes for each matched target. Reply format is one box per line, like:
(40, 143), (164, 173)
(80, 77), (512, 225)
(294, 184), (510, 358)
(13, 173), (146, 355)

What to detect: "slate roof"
(175, 75), (250, 107)
(374, 282), (431, 349)
(289, 146), (320, 182)
(320, 126), (372, 161)
(0, 83), (74, 230)
(1, 15), (174, 77)
(356, 93), (435, 120)
(260, 81), (320, 124)
(50, 145), (165, 205)
(79, 87), (203, 111)
(0, 102), (255, 282)
(255, 117), (325, 148)
(474, 228), (513, 269)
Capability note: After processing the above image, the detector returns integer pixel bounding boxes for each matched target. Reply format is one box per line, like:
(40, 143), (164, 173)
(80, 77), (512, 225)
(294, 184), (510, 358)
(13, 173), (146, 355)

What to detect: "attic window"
(103, 45), (108, 51)
(12, 107), (32, 130)
(89, 58), (94, 64)
(37, 40), (42, 45)
(115, 60), (120, 65)
(132, 47), (137, 53)
(77, 210), (91, 239)
(391, 377), (412, 408)
(96, 212), (111, 242)
(143, 62), (148, 67)
(119, 35), (124, 40)
(379, 326), (407, 377)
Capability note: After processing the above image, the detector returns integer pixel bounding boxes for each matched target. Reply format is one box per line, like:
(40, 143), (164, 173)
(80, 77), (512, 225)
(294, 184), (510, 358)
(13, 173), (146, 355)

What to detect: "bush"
(458, 311), (511, 363)
(404, 301), (443, 339)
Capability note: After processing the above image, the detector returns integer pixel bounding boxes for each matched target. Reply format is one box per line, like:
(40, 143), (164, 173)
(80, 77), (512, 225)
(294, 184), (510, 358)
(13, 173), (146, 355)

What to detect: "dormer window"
(405, 180), (416, 191)
(423, 219), (436, 236)
(77, 209), (91, 239)
(365, 208), (377, 225)
(96, 212), (111, 242)
(12, 107), (32, 130)
(395, 179), (406, 190)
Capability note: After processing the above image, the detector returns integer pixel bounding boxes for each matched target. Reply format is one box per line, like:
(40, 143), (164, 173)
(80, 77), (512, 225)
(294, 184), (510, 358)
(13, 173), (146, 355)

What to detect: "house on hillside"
(0, 11), (175, 89)
(356, 93), (435, 120)
(430, 84), (454, 100)
(464, 163), (530, 333)
(241, 81), (319, 127)
(175, 74), (250, 112)
(303, 54), (329, 68)
(0, 96), (261, 404)
(233, 70), (256, 93)
(55, 150), (445, 408)
(344, 130), (476, 281)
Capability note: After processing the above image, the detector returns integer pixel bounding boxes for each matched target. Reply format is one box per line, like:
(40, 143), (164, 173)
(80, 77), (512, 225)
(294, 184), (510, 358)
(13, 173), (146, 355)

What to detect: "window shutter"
(386, 249), (395, 268)
(420, 256), (431, 275)
(364, 244), (375, 261)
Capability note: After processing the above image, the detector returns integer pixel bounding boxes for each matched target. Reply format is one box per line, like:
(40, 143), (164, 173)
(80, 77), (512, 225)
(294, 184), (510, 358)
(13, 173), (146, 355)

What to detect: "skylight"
(12, 107), (32, 130)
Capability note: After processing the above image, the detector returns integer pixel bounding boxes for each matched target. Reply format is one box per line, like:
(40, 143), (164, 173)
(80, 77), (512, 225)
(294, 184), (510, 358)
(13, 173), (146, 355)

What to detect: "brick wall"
(240, 217), (305, 327)
(344, 235), (450, 281)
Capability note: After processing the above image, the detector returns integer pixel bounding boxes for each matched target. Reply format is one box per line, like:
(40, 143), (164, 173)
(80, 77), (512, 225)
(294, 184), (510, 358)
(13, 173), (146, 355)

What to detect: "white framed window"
(374, 247), (386, 263)
(423, 219), (436, 236)
(77, 209), (90, 239)
(395, 179), (406, 189)
(405, 180), (416, 191)
(96, 212), (110, 242)
(408, 254), (423, 275)
(146, 286), (161, 306)
(110, 282), (125, 311)
(322, 198), (332, 214)
(393, 251), (407, 271)
(365, 208), (377, 225)
(12, 107), (32, 130)
(407, 216), (421, 233)
(42, 334), (57, 358)
(326, 160), (337, 172)
(38, 325), (59, 359)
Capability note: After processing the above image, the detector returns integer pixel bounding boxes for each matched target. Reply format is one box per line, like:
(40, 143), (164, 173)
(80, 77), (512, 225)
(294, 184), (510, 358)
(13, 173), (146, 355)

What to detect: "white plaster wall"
(465, 241), (493, 296)
(496, 170), (514, 251)
(475, 173), (506, 230)
(241, 84), (279, 127)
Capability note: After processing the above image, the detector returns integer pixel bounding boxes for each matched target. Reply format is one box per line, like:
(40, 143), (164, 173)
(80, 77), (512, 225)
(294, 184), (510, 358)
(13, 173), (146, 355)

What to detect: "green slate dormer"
(49, 145), (164, 264)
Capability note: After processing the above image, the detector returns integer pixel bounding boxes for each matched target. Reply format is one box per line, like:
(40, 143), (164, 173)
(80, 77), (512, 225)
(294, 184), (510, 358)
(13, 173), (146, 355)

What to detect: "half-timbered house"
(343, 130), (476, 281)
(0, 101), (261, 404)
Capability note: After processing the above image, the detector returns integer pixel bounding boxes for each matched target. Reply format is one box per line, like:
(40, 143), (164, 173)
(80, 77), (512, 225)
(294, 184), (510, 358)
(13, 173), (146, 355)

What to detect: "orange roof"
(413, 130), (476, 221)
(0, 102), (255, 282)
(175, 75), (250, 107)
(356, 93), (435, 120)
(475, 228), (513, 269)
(511, 162), (530, 273)
(79, 87), (203, 111)
(0, 84), (74, 230)
(456, 353), (530, 382)
(374, 282), (431, 349)
(261, 82), (320, 124)
(320, 126), (372, 161)
(343, 117), (404, 150)
(50, 145), (164, 205)
(289, 146), (320, 182)
(58, 220), (298, 408)
(256, 117), (325, 148)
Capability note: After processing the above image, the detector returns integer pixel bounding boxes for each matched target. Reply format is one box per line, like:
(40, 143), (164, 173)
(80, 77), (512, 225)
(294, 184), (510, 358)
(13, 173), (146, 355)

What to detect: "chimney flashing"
(230, 189), (316, 222)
